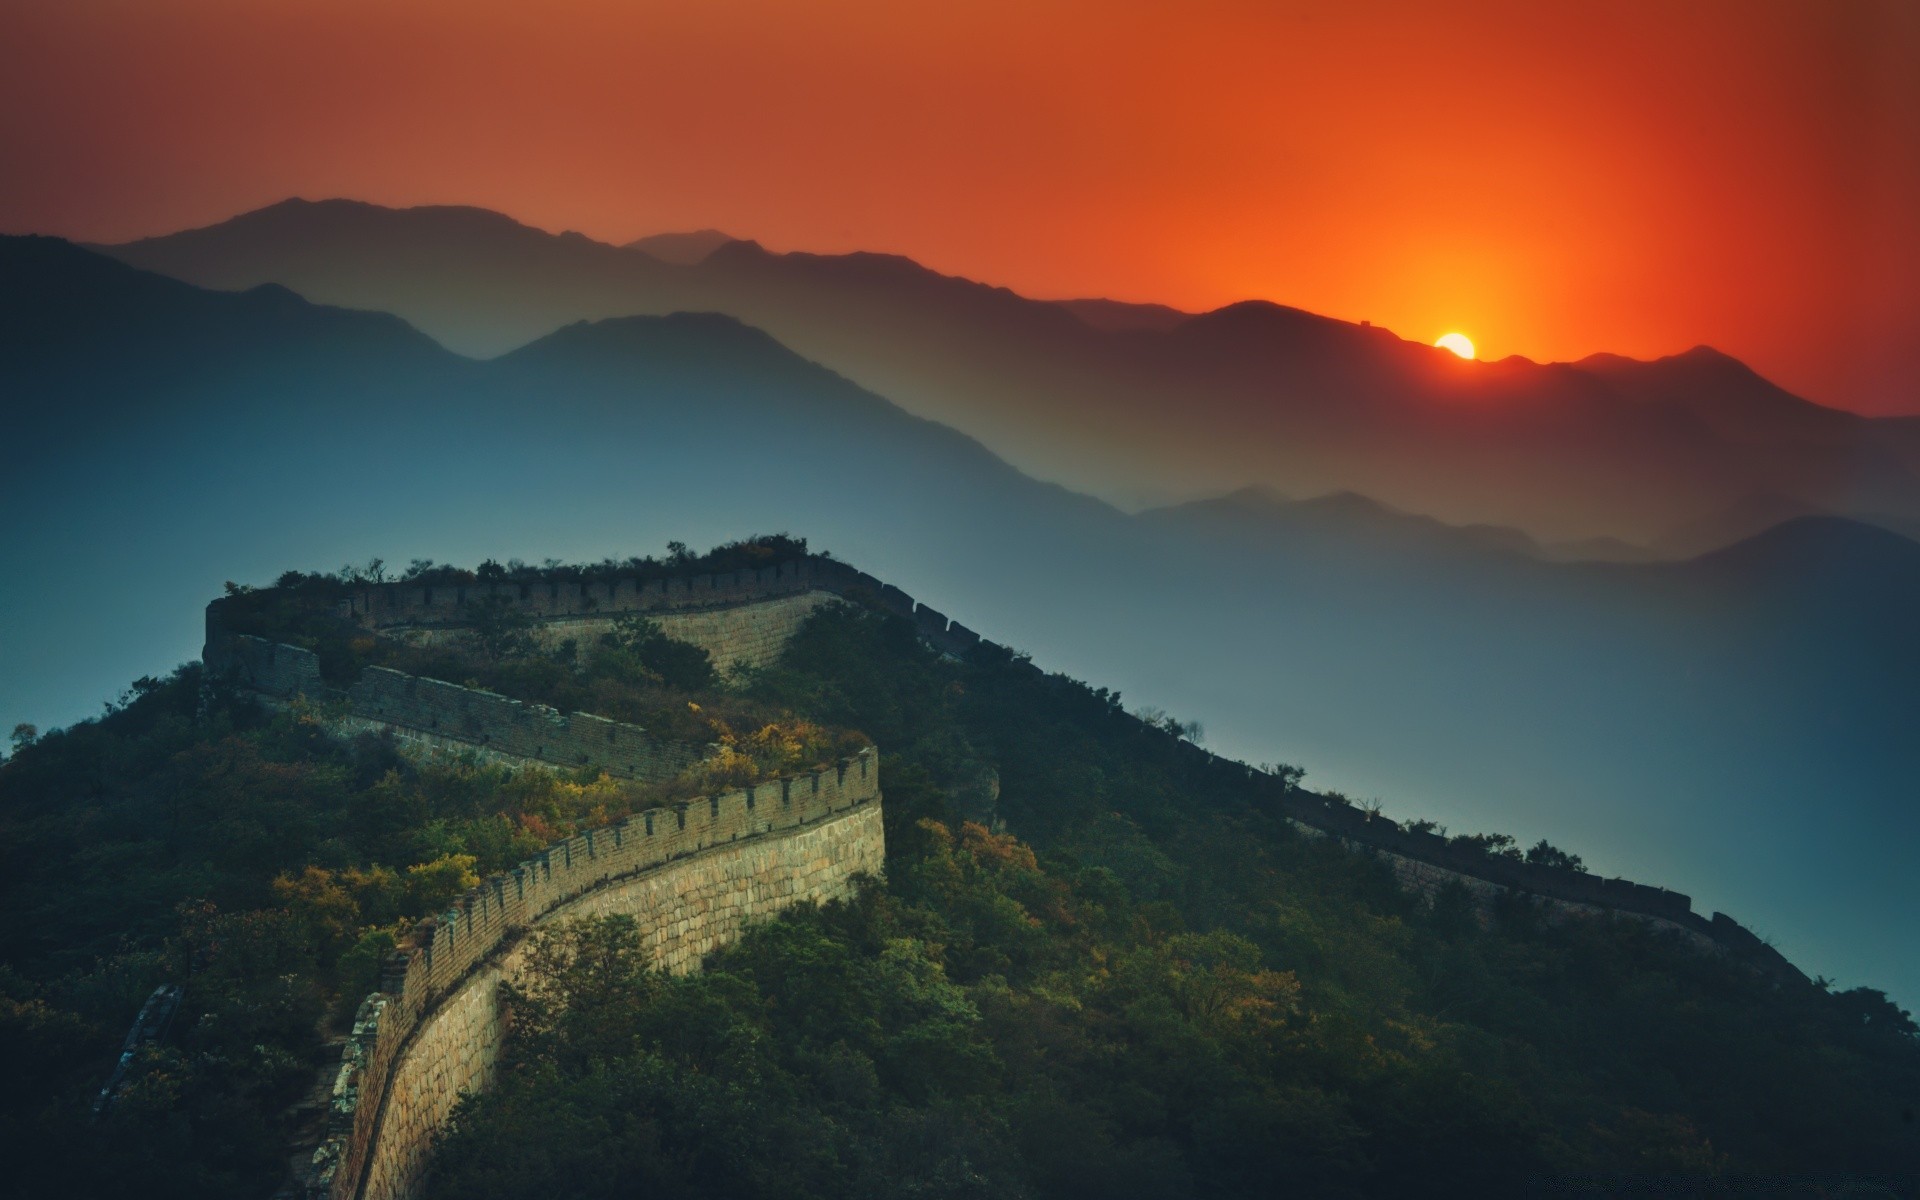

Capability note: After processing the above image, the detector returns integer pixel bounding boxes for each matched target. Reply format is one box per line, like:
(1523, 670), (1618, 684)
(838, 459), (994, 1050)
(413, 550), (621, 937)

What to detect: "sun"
(1435, 332), (1476, 359)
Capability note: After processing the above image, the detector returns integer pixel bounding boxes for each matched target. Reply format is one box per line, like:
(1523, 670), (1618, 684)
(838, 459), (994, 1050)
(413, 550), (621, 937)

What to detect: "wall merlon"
(913, 604), (950, 638)
(876, 584), (915, 618)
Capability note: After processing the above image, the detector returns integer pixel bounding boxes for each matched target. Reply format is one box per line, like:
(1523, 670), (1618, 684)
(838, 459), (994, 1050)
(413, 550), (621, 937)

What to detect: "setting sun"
(1435, 332), (1476, 359)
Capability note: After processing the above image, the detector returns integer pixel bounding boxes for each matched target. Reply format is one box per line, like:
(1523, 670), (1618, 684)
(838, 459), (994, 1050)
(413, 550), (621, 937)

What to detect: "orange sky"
(4, 0), (1916, 414)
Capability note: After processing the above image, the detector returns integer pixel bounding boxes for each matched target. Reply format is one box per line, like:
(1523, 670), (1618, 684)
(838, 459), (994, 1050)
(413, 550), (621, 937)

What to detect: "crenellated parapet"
(304, 750), (881, 1200)
(1139, 735), (1808, 985)
(337, 557), (847, 629)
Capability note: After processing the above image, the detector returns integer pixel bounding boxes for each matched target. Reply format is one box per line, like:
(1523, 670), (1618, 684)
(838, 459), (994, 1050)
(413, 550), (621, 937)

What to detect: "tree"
(601, 614), (716, 691)
(464, 594), (536, 662)
(1524, 839), (1585, 872)
(8, 723), (35, 753)
(1450, 831), (1523, 860)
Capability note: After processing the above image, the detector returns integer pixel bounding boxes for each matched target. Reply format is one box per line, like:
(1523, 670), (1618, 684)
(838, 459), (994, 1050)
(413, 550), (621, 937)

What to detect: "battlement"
(335, 557), (850, 629)
(1148, 739), (1806, 984)
(309, 750), (880, 1200)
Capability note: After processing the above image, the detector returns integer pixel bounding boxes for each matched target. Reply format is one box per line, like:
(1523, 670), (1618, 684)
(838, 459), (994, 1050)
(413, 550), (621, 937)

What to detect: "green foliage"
(1, 594), (1915, 1199)
(1448, 830), (1523, 860)
(1524, 838), (1586, 872)
(600, 613), (716, 691)
(462, 594), (536, 663)
(427, 602), (1920, 1198)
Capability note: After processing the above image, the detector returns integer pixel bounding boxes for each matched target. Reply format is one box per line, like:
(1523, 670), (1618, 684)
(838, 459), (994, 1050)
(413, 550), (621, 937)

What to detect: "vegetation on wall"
(0, 559), (1915, 1199)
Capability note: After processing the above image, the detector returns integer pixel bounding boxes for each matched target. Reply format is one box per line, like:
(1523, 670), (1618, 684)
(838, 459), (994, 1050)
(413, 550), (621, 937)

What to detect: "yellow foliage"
(404, 853), (480, 916)
(957, 821), (1038, 872)
(272, 865), (359, 947)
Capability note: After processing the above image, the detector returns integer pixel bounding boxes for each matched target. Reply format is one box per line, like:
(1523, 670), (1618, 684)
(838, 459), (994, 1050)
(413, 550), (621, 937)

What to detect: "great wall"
(200, 553), (1804, 1200)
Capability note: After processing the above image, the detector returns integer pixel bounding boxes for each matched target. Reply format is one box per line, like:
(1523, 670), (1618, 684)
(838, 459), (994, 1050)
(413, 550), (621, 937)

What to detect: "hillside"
(103, 198), (1920, 546)
(5, 235), (1919, 1012)
(0, 566), (1914, 1199)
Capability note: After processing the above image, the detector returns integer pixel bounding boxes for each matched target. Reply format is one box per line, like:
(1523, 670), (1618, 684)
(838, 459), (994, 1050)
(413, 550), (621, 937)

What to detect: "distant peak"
(1207, 299), (1316, 320)
(503, 311), (795, 366)
(1216, 484), (1292, 508)
(1676, 344), (1734, 363)
(1571, 344), (1747, 374)
(240, 280), (307, 304)
(122, 197), (583, 250)
(624, 228), (738, 265)
(1695, 514), (1920, 571)
(1298, 489), (1399, 516)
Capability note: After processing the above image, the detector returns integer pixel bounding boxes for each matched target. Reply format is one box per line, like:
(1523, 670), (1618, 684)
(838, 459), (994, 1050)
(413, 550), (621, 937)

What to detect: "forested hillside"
(1, 579), (1914, 1199)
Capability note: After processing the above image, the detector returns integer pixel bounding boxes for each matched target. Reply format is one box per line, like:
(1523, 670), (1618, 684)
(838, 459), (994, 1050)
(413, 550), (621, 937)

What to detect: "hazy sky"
(4, 0), (1916, 413)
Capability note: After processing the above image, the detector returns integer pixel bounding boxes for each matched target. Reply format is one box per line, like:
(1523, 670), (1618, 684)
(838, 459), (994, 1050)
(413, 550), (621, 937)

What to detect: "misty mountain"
(5, 236), (1916, 1010)
(1141, 487), (1545, 563)
(625, 229), (738, 265)
(102, 198), (1920, 546)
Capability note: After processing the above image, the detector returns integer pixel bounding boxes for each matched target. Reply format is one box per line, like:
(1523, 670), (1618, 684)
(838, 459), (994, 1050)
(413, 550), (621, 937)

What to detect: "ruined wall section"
(204, 635), (704, 783)
(343, 560), (831, 623)
(341, 667), (705, 783)
(307, 750), (881, 1200)
(391, 591), (836, 675)
(203, 627), (324, 698)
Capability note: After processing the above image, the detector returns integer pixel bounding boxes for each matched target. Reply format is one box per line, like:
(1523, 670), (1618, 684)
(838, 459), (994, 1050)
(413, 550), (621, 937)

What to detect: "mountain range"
(4, 230), (1917, 1010)
(100, 198), (1920, 548)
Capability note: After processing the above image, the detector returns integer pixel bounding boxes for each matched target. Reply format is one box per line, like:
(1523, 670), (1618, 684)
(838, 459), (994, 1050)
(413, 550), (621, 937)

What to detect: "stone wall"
(306, 750), (882, 1200)
(337, 559), (840, 632)
(203, 628), (325, 698)
(1289, 820), (1719, 951)
(343, 666), (706, 783)
(206, 637), (707, 784)
(326, 555), (991, 671)
(391, 591), (837, 675)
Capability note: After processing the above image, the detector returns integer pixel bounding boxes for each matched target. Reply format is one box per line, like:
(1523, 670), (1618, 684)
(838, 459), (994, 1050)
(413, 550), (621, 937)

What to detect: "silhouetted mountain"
(1141, 486), (1544, 563)
(104, 199), (1920, 546)
(1657, 491), (1920, 559)
(2, 234), (441, 383)
(6, 236), (1917, 1012)
(1688, 514), (1920, 594)
(1537, 534), (1660, 563)
(1655, 491), (1829, 559)
(624, 229), (737, 264)
(1057, 297), (1191, 333)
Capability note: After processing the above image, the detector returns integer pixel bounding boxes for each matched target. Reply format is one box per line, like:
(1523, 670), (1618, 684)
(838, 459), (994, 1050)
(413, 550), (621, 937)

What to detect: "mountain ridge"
(99, 197), (1920, 547)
